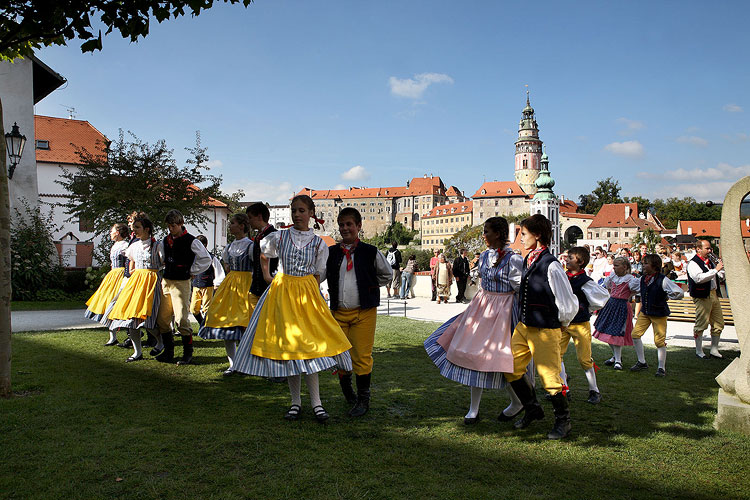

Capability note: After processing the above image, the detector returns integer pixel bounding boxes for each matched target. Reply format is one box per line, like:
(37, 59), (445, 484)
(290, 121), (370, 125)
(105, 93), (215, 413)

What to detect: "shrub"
(62, 269), (88, 293)
(84, 265), (111, 291)
(400, 249), (432, 272)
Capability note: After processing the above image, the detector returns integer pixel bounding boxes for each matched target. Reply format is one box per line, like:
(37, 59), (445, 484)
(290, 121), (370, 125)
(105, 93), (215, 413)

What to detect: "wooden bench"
(667, 297), (734, 326)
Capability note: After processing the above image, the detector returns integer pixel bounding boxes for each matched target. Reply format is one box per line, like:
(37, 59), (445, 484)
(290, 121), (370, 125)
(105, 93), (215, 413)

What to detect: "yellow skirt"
(85, 267), (125, 315)
(108, 269), (159, 321)
(250, 273), (351, 360)
(203, 271), (253, 329)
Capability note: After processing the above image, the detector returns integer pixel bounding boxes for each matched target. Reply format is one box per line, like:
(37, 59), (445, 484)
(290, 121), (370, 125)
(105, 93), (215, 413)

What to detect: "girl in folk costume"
(233, 195), (352, 422)
(593, 256), (640, 371)
(106, 213), (163, 362)
(198, 213), (254, 376)
(425, 217), (526, 425)
(84, 223), (130, 345)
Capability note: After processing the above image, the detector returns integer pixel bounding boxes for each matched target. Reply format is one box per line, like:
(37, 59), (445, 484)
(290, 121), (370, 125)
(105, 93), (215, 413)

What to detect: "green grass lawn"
(11, 300), (86, 311)
(2, 316), (748, 500)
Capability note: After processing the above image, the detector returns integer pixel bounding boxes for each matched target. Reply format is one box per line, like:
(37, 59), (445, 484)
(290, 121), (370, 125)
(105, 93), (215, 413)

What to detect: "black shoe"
(630, 361), (648, 372)
(284, 404), (301, 421)
(149, 347), (163, 357)
(104, 339), (118, 346)
(222, 369), (235, 377)
(603, 357), (615, 366)
(125, 354), (143, 363)
(463, 415), (479, 425)
(548, 392), (571, 439)
(349, 373), (371, 417)
(497, 408), (523, 422)
(313, 405), (329, 423)
(156, 345), (174, 363)
(117, 338), (133, 349)
(338, 373), (357, 405)
(696, 353), (708, 359)
(655, 368), (666, 377)
(613, 362), (623, 371)
(514, 405), (545, 429)
(586, 390), (602, 404)
(176, 335), (193, 365)
(509, 378), (544, 429)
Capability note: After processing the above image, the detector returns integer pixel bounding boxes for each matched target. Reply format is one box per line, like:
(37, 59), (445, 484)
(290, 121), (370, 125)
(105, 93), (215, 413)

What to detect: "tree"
(578, 177), (623, 214)
(444, 225), (483, 258)
(363, 222), (418, 249)
(651, 197), (722, 229)
(623, 196), (652, 216)
(631, 227), (661, 253)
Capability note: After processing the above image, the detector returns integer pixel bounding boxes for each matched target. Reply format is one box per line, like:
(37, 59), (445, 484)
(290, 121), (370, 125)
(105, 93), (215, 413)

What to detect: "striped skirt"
(106, 269), (162, 331)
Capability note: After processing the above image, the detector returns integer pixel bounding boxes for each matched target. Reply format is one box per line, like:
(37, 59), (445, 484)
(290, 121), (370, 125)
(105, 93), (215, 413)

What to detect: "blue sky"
(34, 0), (750, 205)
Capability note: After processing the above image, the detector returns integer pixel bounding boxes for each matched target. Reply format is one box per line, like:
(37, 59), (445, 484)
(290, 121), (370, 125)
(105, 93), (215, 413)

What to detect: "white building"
(268, 204), (290, 229)
(528, 152), (561, 256)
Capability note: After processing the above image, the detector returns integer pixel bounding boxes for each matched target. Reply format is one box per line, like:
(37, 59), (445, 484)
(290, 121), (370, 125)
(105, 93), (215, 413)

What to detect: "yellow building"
(421, 201), (473, 252)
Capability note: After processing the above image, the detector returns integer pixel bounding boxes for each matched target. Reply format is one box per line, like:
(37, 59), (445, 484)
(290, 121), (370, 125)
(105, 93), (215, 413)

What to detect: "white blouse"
(546, 261), (580, 327)
(581, 281), (610, 312)
(603, 273), (641, 293)
(260, 228), (329, 277)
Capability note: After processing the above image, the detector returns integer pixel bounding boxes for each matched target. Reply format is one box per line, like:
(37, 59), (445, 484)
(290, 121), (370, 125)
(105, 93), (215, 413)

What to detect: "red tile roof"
(35, 115), (108, 165)
(471, 181), (527, 199)
(562, 212), (595, 220)
(321, 235), (336, 247)
(294, 175), (447, 200)
(589, 203), (661, 231)
(446, 185), (462, 197)
(559, 199), (578, 213)
(679, 219), (750, 238)
(423, 201), (473, 219)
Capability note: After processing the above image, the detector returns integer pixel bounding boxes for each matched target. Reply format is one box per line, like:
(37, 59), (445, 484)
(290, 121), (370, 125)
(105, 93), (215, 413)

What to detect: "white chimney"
(688, 226), (692, 234)
(625, 206), (631, 219)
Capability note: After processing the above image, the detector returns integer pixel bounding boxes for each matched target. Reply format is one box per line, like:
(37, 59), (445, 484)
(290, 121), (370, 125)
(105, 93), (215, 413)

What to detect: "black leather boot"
(509, 378), (544, 429)
(177, 335), (193, 365)
(193, 313), (204, 328)
(144, 331), (158, 348)
(547, 392), (571, 439)
(349, 373), (371, 417)
(156, 331), (174, 363)
(338, 372), (357, 405)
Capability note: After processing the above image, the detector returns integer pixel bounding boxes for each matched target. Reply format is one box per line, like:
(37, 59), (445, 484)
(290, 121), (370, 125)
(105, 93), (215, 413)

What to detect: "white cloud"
(388, 73), (454, 99)
(232, 180), (298, 205)
(653, 181), (737, 201)
(604, 140), (644, 158)
(341, 165), (370, 181)
(723, 104), (743, 113)
(205, 159), (223, 169)
(333, 184), (346, 190)
(616, 117), (644, 135)
(639, 162), (750, 200)
(676, 135), (708, 147)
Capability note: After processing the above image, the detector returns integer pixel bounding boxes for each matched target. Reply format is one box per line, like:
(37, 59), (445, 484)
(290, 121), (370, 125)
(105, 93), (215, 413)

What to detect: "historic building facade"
(421, 201), (473, 252)
(514, 91), (544, 196)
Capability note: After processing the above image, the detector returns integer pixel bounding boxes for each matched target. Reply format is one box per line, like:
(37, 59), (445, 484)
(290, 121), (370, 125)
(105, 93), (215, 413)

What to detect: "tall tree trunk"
(0, 97), (12, 398)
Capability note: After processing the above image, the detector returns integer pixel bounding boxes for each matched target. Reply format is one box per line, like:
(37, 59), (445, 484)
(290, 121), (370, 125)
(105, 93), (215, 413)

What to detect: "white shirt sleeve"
(260, 231), (281, 258)
(581, 281), (610, 312)
(221, 243), (230, 265)
(314, 238), (329, 277)
(627, 274), (641, 294)
(190, 239), (212, 275)
(125, 241), (140, 262)
(154, 240), (165, 269)
(602, 274), (613, 290)
(687, 260), (719, 284)
(663, 276), (685, 300)
(375, 250), (394, 286)
(212, 256), (226, 286)
(548, 261), (579, 327)
(508, 253), (524, 291)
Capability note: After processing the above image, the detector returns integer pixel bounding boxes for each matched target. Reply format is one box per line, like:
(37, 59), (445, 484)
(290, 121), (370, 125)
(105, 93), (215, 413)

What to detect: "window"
(624, 232), (629, 237)
(523, 159), (528, 167)
(36, 140), (50, 149)
(509, 200), (513, 206)
(495, 200), (499, 206)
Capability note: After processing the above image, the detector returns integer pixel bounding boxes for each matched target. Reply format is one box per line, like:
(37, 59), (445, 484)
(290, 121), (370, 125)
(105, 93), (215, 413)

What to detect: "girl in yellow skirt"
(85, 223), (130, 345)
(106, 213), (163, 362)
(233, 195), (352, 423)
(198, 213), (254, 375)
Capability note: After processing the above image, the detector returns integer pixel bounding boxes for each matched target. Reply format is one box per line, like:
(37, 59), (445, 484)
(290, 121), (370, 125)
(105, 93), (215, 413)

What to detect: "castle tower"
(514, 90), (543, 195)
(529, 151), (561, 255)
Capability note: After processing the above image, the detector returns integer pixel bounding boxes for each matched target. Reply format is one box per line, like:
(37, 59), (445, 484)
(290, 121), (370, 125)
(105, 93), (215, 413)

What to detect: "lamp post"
(4, 122), (26, 179)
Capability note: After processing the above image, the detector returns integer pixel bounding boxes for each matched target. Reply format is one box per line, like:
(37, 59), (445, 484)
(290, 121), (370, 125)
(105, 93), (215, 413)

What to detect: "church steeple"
(533, 151), (557, 201)
(514, 88), (543, 195)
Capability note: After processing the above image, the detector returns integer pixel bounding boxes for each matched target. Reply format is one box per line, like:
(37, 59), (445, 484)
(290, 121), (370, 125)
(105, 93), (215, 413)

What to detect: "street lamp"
(4, 122), (27, 179)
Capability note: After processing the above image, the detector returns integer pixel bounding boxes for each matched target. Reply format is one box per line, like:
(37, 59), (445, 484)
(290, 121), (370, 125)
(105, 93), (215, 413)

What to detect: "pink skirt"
(436, 289), (514, 372)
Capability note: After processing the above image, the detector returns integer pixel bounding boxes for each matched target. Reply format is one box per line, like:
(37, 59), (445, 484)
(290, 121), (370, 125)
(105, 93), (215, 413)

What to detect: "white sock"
(612, 345), (622, 364)
(305, 373), (322, 409)
(224, 340), (237, 368)
(633, 338), (646, 364)
(657, 346), (667, 370)
(695, 335), (704, 356)
(503, 384), (523, 416)
(154, 331), (164, 351)
(108, 329), (117, 343)
(128, 329), (142, 358)
(584, 367), (599, 393)
(559, 361), (568, 386)
(465, 386), (483, 419)
(710, 336), (722, 358)
(288, 375), (302, 406)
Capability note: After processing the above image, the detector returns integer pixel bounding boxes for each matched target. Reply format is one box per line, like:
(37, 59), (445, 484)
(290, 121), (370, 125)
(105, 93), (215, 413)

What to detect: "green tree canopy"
(631, 227), (661, 253)
(651, 197), (722, 229)
(363, 222), (418, 249)
(578, 177), (623, 214)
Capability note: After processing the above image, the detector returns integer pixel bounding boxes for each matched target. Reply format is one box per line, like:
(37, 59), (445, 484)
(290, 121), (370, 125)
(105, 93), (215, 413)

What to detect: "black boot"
(193, 313), (204, 328)
(547, 392), (571, 440)
(509, 378), (544, 429)
(349, 373), (371, 417)
(338, 372), (357, 405)
(156, 331), (174, 363)
(177, 335), (193, 365)
(144, 331), (158, 348)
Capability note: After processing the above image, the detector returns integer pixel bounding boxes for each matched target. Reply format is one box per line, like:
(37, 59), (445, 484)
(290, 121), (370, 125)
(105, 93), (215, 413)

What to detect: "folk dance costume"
(504, 247), (578, 440)
(233, 228), (352, 421)
(630, 273), (684, 376)
(155, 229), (212, 365)
(106, 238), (162, 362)
(249, 224), (278, 311)
(424, 248), (528, 423)
(593, 273), (640, 370)
(687, 255), (725, 358)
(198, 237), (254, 374)
(327, 239), (392, 416)
(561, 271), (609, 404)
(85, 239), (129, 345)
(190, 254), (225, 327)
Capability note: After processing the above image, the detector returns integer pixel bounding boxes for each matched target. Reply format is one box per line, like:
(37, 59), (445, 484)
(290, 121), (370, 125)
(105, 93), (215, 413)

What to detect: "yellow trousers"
(560, 322), (594, 370)
(693, 290), (724, 337)
(190, 286), (214, 315)
(632, 314), (668, 348)
(506, 322), (563, 395)
(333, 307), (377, 375)
(157, 279), (193, 336)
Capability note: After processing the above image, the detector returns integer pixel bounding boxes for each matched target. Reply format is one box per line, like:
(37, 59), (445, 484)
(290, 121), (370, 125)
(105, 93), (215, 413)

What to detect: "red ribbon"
(341, 240), (359, 271)
(166, 228), (187, 247)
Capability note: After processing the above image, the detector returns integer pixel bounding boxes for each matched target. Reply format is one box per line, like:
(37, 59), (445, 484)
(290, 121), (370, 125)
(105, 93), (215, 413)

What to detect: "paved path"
(11, 309), (98, 333)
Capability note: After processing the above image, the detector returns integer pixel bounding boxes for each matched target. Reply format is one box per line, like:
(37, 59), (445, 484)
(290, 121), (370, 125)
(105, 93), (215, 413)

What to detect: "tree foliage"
(0, 0), (253, 60)
(650, 197), (721, 229)
(363, 222), (418, 249)
(578, 177), (623, 214)
(444, 224), (483, 258)
(630, 227), (661, 253)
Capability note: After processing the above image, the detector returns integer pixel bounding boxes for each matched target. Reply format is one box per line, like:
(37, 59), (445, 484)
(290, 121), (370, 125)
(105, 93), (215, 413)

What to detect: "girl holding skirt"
(198, 213), (254, 376)
(233, 195), (352, 423)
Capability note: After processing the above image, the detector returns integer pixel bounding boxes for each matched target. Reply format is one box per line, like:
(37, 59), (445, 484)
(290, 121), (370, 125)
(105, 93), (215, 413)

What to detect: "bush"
(400, 249), (432, 272)
(62, 269), (88, 293)
(84, 265), (111, 291)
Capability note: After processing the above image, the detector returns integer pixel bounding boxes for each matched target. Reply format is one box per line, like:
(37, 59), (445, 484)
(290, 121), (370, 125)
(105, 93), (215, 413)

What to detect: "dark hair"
(231, 213), (251, 235)
(408, 254), (416, 260)
(519, 214), (552, 246)
(196, 235), (208, 246)
(391, 241), (398, 247)
(643, 253), (662, 273)
(338, 207), (362, 225)
(245, 202), (270, 222)
(290, 194), (322, 230)
(133, 212), (154, 237)
(484, 217), (509, 246)
(567, 246), (590, 267)
(113, 223), (129, 239)
(165, 209), (184, 225)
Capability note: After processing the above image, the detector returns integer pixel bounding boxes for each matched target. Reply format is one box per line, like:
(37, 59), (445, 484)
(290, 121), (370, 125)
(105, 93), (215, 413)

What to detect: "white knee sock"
(502, 384), (523, 417)
(633, 338), (646, 364)
(612, 345), (622, 364)
(154, 331), (164, 350)
(710, 336), (722, 358)
(108, 329), (117, 343)
(584, 367), (599, 393)
(288, 375), (302, 406)
(465, 386), (483, 419)
(559, 361), (568, 385)
(657, 346), (667, 370)
(305, 373), (322, 409)
(128, 329), (142, 357)
(224, 340), (236, 368)
(695, 335), (705, 356)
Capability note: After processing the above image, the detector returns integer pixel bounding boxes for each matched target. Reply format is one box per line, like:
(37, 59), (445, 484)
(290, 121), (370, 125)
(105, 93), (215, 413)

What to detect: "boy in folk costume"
(155, 209), (212, 365)
(630, 254), (684, 377)
(189, 235), (225, 328)
(326, 208), (392, 416)
(246, 203), (279, 311)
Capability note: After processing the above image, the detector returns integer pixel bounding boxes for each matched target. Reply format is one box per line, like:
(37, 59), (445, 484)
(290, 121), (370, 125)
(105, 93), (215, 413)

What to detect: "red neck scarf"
(341, 239), (359, 271)
(700, 255), (713, 268)
(166, 228), (187, 247)
(566, 269), (585, 278)
(644, 272), (657, 285)
(527, 246), (547, 268)
(254, 224), (273, 243)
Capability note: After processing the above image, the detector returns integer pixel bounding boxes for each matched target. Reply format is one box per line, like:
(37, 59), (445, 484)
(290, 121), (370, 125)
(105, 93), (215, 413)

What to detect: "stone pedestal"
(714, 389), (750, 435)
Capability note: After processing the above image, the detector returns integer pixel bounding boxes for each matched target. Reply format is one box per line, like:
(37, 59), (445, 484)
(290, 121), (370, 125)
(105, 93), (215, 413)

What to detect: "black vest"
(251, 225), (278, 297)
(163, 232), (196, 280)
(192, 258), (215, 288)
(327, 242), (380, 311)
(569, 272), (593, 324)
(519, 249), (561, 329)
(640, 274), (670, 317)
(687, 255), (714, 299)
